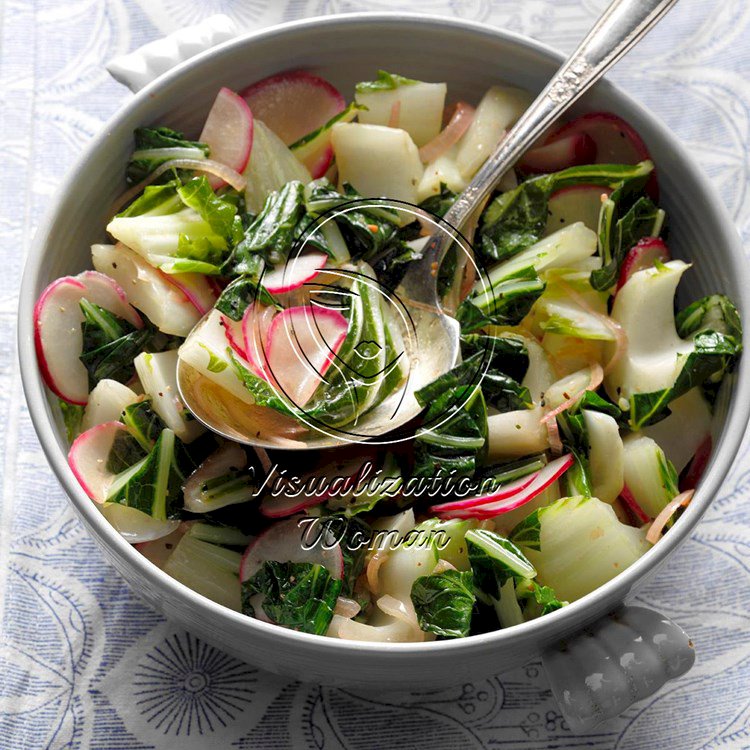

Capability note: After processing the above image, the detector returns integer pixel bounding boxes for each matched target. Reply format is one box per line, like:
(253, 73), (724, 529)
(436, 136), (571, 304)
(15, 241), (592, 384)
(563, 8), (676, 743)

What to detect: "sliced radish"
(68, 421), (131, 503)
(680, 434), (712, 492)
(646, 490), (694, 544)
(435, 454), (574, 519)
(265, 305), (348, 407)
(166, 272), (219, 315)
(220, 314), (248, 360)
(239, 517), (344, 581)
(545, 184), (611, 235)
(92, 243), (207, 337)
(35, 271), (143, 404)
(619, 484), (651, 524)
(519, 132), (596, 174)
(262, 252), (327, 294)
(199, 87), (254, 189)
(241, 70), (345, 147)
(428, 471), (539, 514)
(547, 112), (657, 197)
(241, 303), (276, 379)
(102, 503), (180, 544)
(549, 112), (651, 165)
(616, 237), (671, 292)
(136, 522), (192, 566)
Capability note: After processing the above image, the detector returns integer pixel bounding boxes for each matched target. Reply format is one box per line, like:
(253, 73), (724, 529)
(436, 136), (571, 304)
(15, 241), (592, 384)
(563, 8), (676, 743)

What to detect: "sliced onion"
(619, 485), (651, 525)
(110, 157), (247, 216)
(419, 101), (475, 163)
(334, 596), (361, 619)
(646, 490), (694, 544)
(366, 550), (389, 594)
(540, 362), (604, 424)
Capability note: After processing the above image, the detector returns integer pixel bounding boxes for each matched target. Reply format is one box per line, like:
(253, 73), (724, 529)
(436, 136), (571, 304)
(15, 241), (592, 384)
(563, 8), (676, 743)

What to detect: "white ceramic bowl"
(18, 13), (750, 730)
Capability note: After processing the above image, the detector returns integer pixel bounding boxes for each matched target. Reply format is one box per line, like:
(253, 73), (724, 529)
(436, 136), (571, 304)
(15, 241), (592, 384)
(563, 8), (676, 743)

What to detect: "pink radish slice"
(199, 87), (254, 189)
(680, 434), (711, 492)
(549, 112), (651, 164)
(265, 305), (348, 407)
(428, 471), (539, 514)
(548, 112), (657, 197)
(619, 485), (651, 524)
(262, 252), (328, 294)
(220, 314), (249, 360)
(35, 271), (143, 404)
(418, 101), (475, 163)
(77, 271), (143, 327)
(518, 132), (596, 173)
(436, 454), (574, 520)
(616, 237), (671, 292)
(166, 272), (219, 315)
(242, 303), (276, 379)
(68, 421), (131, 503)
(259, 494), (322, 519)
(240, 70), (345, 146)
(239, 517), (344, 581)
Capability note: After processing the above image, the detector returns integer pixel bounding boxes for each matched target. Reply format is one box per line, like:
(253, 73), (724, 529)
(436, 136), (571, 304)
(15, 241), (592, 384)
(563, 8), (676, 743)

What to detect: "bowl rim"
(18, 10), (750, 657)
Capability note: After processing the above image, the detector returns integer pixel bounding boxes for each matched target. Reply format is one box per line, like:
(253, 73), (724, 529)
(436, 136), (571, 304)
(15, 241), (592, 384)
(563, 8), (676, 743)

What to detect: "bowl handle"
(542, 605), (695, 731)
(106, 14), (239, 92)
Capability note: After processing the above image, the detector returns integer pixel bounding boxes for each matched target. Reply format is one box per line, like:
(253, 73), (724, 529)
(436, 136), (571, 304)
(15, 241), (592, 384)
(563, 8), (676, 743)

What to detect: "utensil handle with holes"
(444, 0), (680, 230)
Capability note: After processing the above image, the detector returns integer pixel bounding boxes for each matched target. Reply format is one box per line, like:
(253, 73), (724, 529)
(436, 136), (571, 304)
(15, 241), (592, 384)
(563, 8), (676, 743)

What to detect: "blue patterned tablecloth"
(2, 1), (749, 748)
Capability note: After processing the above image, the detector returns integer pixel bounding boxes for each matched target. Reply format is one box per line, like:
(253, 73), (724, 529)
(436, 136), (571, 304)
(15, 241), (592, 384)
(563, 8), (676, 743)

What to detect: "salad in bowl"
(34, 67), (742, 643)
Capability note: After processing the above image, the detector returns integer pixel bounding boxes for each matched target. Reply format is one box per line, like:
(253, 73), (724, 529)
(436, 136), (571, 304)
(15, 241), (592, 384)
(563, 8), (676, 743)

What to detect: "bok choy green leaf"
(411, 568), (475, 639)
(242, 561), (342, 635)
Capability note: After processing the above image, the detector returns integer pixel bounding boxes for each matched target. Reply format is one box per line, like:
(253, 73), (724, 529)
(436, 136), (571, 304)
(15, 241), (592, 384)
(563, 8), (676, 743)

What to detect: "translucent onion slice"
(540, 362), (604, 424)
(646, 490), (694, 544)
(418, 101), (475, 163)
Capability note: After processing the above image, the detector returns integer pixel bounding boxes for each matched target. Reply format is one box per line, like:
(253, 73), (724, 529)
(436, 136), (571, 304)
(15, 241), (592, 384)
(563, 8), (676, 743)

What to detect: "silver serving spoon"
(177, 0), (678, 450)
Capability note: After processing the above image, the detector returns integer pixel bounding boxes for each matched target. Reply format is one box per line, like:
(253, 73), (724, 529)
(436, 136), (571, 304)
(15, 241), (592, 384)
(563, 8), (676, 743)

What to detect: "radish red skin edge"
(518, 133), (596, 174)
(546, 111), (658, 199)
(619, 485), (651, 525)
(240, 70), (345, 146)
(432, 454), (574, 519)
(680, 434), (712, 492)
(239, 517), (345, 582)
(199, 87), (253, 189)
(616, 237), (671, 292)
